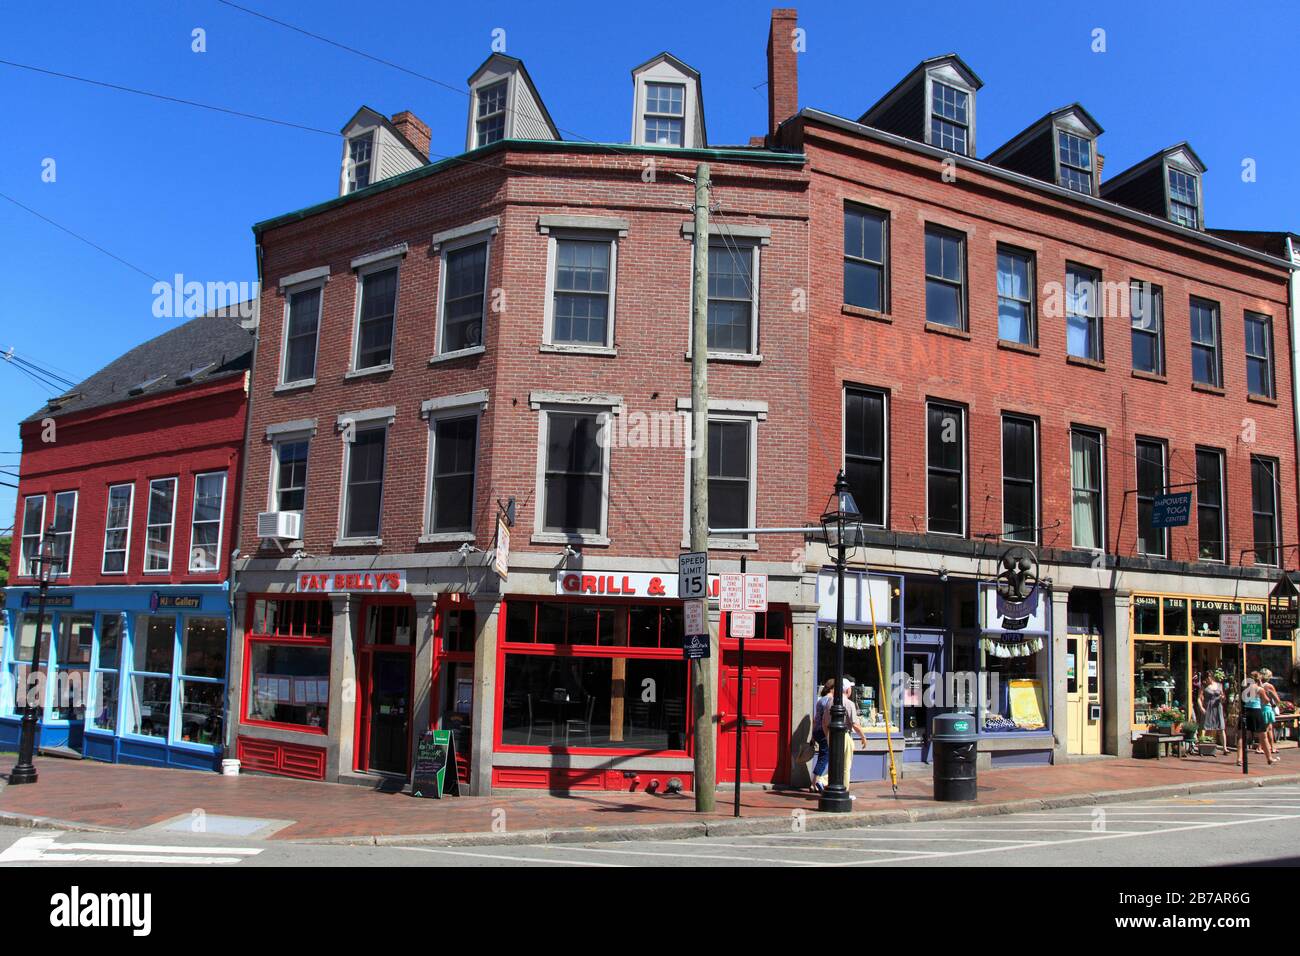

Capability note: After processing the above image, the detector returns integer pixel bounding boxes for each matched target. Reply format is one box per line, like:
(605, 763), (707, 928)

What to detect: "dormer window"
(929, 81), (969, 154)
(1168, 167), (1199, 228)
(475, 80), (508, 148)
(347, 132), (373, 193)
(643, 82), (685, 146)
(1057, 130), (1093, 195)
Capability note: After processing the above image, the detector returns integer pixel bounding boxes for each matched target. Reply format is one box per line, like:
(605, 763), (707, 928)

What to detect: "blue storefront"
(1, 584), (230, 771)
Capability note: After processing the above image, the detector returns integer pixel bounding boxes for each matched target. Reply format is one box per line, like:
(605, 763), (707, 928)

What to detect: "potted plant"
(1182, 719), (1199, 740)
(1197, 730), (1218, 757)
(1152, 705), (1184, 735)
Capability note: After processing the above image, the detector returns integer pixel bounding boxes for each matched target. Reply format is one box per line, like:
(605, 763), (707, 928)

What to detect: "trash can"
(932, 712), (978, 801)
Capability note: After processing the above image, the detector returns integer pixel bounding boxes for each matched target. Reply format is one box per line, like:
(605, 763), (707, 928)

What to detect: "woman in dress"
(1197, 670), (1227, 756)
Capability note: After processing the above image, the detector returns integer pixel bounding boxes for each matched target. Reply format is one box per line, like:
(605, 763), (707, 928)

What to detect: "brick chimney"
(391, 111), (431, 159)
(766, 8), (799, 141)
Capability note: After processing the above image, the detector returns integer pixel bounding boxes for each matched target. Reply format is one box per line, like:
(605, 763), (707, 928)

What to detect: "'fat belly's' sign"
(556, 571), (721, 599)
(297, 571), (408, 594)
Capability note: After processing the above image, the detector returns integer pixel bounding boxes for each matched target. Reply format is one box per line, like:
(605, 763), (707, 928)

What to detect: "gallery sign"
(297, 570), (408, 594)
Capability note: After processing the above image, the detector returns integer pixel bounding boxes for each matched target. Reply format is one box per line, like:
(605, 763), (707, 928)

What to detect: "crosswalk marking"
(0, 833), (262, 866)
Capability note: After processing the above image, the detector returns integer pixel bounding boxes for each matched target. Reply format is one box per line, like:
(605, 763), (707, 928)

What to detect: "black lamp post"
(9, 526), (58, 785)
(819, 470), (863, 813)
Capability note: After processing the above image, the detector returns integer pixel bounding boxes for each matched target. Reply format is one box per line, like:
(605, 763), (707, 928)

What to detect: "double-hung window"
(1136, 438), (1168, 558)
(643, 82), (685, 146)
(49, 490), (76, 577)
(273, 439), (309, 514)
(926, 402), (965, 536)
(706, 243), (759, 354)
(1002, 415), (1038, 543)
(843, 204), (887, 312)
(1066, 265), (1102, 361)
(924, 227), (965, 330)
(438, 240), (490, 354)
(1071, 428), (1105, 550)
(475, 80), (508, 147)
(1195, 448), (1225, 562)
(427, 413), (479, 535)
(347, 132), (373, 193)
(708, 419), (754, 542)
(930, 82), (969, 154)
(343, 427), (387, 540)
(844, 388), (887, 528)
(1190, 297), (1221, 387)
(102, 483), (133, 574)
(541, 411), (607, 536)
(1168, 167), (1199, 228)
(19, 494), (45, 577)
(1057, 131), (1093, 194)
(1251, 456), (1281, 567)
(144, 478), (177, 572)
(1245, 312), (1274, 398)
(1130, 281), (1164, 375)
(188, 472), (226, 573)
(354, 265), (398, 371)
(996, 247), (1035, 345)
(281, 284), (322, 385)
(549, 237), (615, 348)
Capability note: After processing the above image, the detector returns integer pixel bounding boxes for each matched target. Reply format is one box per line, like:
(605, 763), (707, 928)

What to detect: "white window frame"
(683, 225), (766, 361)
(529, 392), (623, 546)
(19, 494), (45, 578)
(346, 130), (375, 194)
(924, 402), (966, 538)
(433, 227), (494, 361)
(542, 230), (619, 353)
(277, 276), (326, 389)
(420, 391), (489, 543)
(1195, 447), (1226, 564)
(49, 490), (78, 578)
(1000, 414), (1039, 545)
(676, 399), (767, 550)
(268, 432), (312, 519)
(643, 81), (686, 146)
(349, 257), (402, 375)
(1134, 438), (1168, 559)
(144, 477), (179, 574)
(101, 483), (134, 575)
(1252, 456), (1282, 567)
(335, 406), (396, 546)
(474, 79), (510, 148)
(188, 471), (228, 574)
(1070, 427), (1107, 552)
(841, 385), (888, 530)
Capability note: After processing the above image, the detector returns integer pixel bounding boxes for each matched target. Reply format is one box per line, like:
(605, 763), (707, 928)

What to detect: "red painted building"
(2, 311), (253, 769)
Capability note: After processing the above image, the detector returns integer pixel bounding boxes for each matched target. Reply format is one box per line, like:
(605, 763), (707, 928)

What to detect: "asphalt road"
(3, 785), (1300, 867)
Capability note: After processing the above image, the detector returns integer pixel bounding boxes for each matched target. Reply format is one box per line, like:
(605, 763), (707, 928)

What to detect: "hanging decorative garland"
(824, 627), (890, 650)
(980, 635), (1045, 658)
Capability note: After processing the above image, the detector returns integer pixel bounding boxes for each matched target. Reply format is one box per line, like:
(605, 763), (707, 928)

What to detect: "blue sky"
(1, 0), (1297, 530)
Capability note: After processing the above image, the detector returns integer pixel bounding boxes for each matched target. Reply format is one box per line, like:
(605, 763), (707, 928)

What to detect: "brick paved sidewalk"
(2, 748), (1298, 844)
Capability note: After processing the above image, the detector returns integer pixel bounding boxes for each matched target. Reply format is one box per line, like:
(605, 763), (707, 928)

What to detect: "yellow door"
(1067, 634), (1103, 755)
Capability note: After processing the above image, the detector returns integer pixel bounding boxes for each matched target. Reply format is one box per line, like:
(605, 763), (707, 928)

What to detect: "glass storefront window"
(179, 680), (224, 746)
(58, 615), (94, 666)
(51, 613), (94, 720)
(1132, 596), (1160, 635)
(93, 673), (120, 732)
(252, 598), (333, 638)
(816, 626), (900, 732)
(443, 608), (476, 652)
(1134, 640), (1188, 726)
(182, 618), (227, 678)
(1162, 598), (1188, 636)
(90, 614), (124, 732)
(246, 643), (330, 729)
(365, 603), (413, 646)
(134, 615), (176, 673)
(500, 653), (687, 751)
(1248, 645), (1294, 691)
(1192, 600), (1238, 638)
(17, 614), (51, 663)
(981, 635), (1050, 732)
(126, 675), (172, 738)
(905, 580), (946, 629)
(98, 614), (122, 669)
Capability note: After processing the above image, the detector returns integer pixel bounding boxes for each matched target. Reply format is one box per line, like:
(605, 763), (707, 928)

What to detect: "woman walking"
(1239, 677), (1277, 766)
(809, 678), (835, 792)
(1198, 670), (1227, 756)
(1259, 669), (1283, 761)
(820, 678), (871, 794)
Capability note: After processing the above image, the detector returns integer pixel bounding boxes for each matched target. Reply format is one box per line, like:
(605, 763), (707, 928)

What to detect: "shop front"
(0, 585), (230, 771)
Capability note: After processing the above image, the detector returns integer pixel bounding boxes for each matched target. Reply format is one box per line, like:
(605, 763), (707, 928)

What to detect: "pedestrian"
(1259, 669), (1283, 759)
(809, 677), (835, 792)
(1238, 677), (1277, 766)
(1198, 670), (1227, 755)
(820, 678), (871, 797)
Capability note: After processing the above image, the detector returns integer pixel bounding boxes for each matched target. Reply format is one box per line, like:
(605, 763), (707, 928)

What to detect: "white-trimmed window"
(531, 394), (620, 543)
(1001, 415), (1038, 544)
(1251, 456), (1282, 567)
(643, 82), (685, 146)
(347, 131), (374, 193)
(144, 477), (178, 573)
(1168, 167), (1199, 228)
(437, 238), (490, 355)
(427, 414), (479, 535)
(102, 483), (134, 574)
(707, 418), (757, 542)
(19, 494), (45, 577)
(930, 81), (970, 154)
(1245, 311), (1274, 399)
(844, 387), (887, 528)
(272, 438), (310, 515)
(545, 236), (617, 349)
(926, 403), (965, 536)
(707, 242), (760, 354)
(49, 490), (77, 576)
(338, 408), (393, 543)
(1136, 439), (1168, 558)
(353, 263), (399, 371)
(188, 472), (227, 572)
(280, 282), (323, 386)
(475, 80), (508, 147)
(1070, 427), (1105, 551)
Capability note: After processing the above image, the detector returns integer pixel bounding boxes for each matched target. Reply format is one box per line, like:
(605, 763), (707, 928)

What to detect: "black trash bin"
(932, 712), (978, 801)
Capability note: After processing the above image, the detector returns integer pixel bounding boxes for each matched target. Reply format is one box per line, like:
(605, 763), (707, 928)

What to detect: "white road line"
(828, 809), (1300, 866)
(36, 852), (250, 865)
(541, 844), (821, 865)
(0, 834), (260, 866)
(393, 846), (624, 867)
(60, 842), (261, 855)
(736, 834), (1061, 844)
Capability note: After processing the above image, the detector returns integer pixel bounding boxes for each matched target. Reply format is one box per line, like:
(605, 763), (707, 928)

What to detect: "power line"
(0, 190), (163, 283)
(4, 352), (77, 390)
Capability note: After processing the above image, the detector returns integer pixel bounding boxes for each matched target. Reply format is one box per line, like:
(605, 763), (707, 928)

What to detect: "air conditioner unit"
(258, 511), (302, 541)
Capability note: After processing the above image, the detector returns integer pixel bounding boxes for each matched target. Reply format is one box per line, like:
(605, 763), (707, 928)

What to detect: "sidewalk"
(2, 749), (1298, 847)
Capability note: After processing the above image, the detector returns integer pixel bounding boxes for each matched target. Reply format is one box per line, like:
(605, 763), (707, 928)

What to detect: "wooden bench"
(1134, 733), (1187, 759)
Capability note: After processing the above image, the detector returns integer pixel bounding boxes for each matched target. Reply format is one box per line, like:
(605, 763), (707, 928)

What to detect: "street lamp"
(819, 470), (863, 813)
(9, 526), (59, 785)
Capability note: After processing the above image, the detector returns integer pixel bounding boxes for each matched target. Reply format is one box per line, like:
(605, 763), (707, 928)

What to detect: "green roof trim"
(252, 139), (806, 235)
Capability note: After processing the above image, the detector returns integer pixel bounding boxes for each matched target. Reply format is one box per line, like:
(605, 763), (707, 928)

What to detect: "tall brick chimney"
(767, 8), (799, 141)
(391, 111), (431, 159)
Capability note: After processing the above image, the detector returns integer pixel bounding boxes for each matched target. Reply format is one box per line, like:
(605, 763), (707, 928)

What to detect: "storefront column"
(1050, 586), (1070, 765)
(226, 590), (249, 759)
(789, 601), (819, 789)
(1104, 589), (1132, 757)
(410, 596), (438, 769)
(469, 595), (500, 796)
(330, 593), (357, 778)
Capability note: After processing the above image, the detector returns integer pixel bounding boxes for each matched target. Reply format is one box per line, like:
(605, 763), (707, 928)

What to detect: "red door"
(718, 654), (788, 784)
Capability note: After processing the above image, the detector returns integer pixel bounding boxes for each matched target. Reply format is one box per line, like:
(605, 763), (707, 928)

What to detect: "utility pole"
(690, 163), (715, 812)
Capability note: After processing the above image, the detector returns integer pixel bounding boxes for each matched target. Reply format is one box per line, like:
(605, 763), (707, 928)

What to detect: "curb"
(0, 811), (121, 834)
(292, 772), (1300, 848)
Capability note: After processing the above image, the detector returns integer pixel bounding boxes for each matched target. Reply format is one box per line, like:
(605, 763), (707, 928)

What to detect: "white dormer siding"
(631, 53), (706, 149)
(338, 107), (425, 197)
(465, 54), (560, 151)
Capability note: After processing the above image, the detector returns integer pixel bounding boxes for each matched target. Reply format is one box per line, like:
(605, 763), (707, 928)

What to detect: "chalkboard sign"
(412, 729), (460, 799)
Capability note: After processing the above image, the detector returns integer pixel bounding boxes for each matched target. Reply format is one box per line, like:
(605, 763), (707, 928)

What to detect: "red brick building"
(3, 312), (252, 770)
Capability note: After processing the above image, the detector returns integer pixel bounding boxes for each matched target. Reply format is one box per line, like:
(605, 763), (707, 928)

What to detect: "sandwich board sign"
(412, 729), (460, 799)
